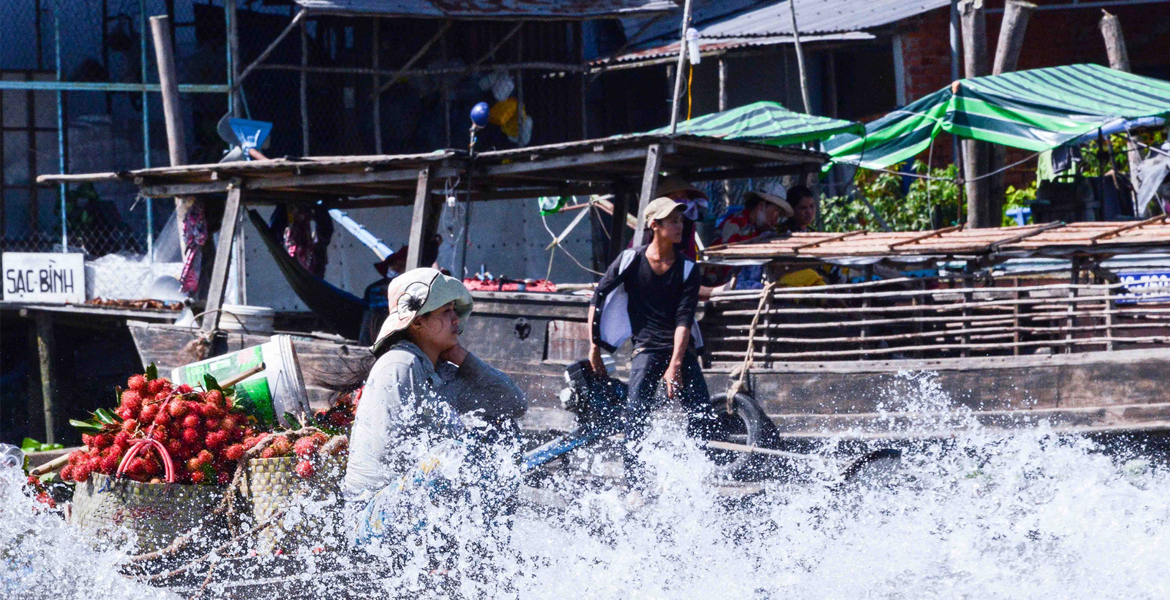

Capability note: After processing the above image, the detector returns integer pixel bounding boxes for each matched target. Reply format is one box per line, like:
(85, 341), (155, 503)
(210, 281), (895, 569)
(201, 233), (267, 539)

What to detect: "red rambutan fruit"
(204, 418), (220, 431)
(167, 401), (188, 418)
(223, 444), (245, 462)
(73, 462), (93, 483)
(270, 436), (292, 456)
(293, 437), (321, 459)
(217, 471), (231, 485)
(60, 465), (74, 482)
(140, 404), (159, 423)
(242, 435), (262, 450)
(182, 413), (201, 430)
(149, 429), (168, 443)
(114, 431), (130, 447)
(127, 374), (148, 391)
(166, 438), (184, 456)
(121, 418), (138, 433)
(177, 383), (193, 394)
(99, 454), (120, 474)
(220, 414), (241, 431)
(116, 407), (134, 421)
(120, 389), (142, 410)
(190, 470), (206, 484)
(204, 390), (225, 407)
(182, 428), (200, 445)
(147, 378), (168, 395)
(68, 450), (86, 465)
(82, 434), (94, 447)
(126, 458), (149, 480)
(294, 460), (315, 479)
(91, 433), (113, 449)
(205, 430), (229, 450)
(199, 404), (224, 420)
(260, 447), (278, 459)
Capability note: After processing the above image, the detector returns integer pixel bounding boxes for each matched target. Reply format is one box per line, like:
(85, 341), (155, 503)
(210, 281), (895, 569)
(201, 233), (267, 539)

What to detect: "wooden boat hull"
(127, 292), (1170, 439)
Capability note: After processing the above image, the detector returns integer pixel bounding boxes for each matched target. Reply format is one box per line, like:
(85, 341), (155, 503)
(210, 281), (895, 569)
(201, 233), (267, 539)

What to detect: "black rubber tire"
(707, 392), (784, 479)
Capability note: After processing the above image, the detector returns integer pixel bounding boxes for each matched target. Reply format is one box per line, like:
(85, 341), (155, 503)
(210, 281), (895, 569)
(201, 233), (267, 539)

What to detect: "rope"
(540, 210), (604, 277)
(724, 280), (777, 414)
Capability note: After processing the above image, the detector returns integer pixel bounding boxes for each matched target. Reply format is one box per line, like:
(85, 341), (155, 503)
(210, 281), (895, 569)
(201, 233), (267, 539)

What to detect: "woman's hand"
(439, 343), (469, 366)
(662, 361), (681, 399)
(589, 344), (608, 379)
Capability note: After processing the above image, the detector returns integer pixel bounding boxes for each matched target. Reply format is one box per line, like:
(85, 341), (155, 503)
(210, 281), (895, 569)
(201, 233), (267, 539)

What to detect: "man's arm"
(664, 262), (702, 398)
(588, 251), (629, 378)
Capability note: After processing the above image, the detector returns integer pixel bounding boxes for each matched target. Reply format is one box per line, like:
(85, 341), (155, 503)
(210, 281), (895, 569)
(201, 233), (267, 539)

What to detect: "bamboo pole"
(668, 0), (695, 133)
(149, 15), (194, 255)
(788, 0), (812, 114)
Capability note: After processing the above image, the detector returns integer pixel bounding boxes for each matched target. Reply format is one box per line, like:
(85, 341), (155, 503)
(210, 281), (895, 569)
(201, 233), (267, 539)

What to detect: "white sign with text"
(2, 252), (86, 303)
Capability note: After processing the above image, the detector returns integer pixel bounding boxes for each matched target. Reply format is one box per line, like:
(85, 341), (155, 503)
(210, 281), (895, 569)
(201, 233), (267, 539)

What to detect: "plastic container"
(219, 304), (275, 335)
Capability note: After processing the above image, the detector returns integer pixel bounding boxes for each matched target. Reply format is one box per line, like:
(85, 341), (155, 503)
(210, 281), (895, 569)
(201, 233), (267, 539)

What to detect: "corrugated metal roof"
(595, 31), (873, 66)
(293, 0), (678, 19)
(622, 0), (949, 51)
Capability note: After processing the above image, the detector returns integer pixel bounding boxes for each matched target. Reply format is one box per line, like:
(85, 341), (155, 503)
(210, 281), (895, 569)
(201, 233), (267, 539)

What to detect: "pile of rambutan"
(312, 389), (359, 434)
(248, 430), (348, 479)
(61, 371), (257, 486)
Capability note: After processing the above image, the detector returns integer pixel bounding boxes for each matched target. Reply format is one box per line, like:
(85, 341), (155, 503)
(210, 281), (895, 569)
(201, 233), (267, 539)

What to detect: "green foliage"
(1002, 181), (1038, 227)
(1078, 130), (1167, 177)
(821, 162), (962, 232)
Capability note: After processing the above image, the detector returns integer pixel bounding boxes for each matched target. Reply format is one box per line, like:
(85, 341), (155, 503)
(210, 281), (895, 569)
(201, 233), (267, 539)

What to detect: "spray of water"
(5, 372), (1170, 599)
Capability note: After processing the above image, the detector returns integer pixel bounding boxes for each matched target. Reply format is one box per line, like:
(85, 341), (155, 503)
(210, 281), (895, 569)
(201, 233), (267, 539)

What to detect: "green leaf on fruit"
(21, 437), (62, 451)
(94, 408), (120, 425)
(146, 363), (159, 381)
(283, 412), (303, 430)
(69, 419), (105, 434)
(204, 373), (223, 392)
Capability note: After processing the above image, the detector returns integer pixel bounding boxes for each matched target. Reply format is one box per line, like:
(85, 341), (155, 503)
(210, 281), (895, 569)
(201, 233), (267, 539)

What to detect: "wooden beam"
(138, 165), (459, 198)
(406, 166), (434, 271)
(150, 15), (196, 254)
(478, 147), (651, 177)
(1100, 10), (1143, 206)
(608, 192), (631, 264)
(988, 0), (1035, 229)
(633, 144), (663, 237)
(202, 185), (243, 333)
(231, 10), (307, 95)
(960, 0), (992, 228)
(35, 313), (56, 444)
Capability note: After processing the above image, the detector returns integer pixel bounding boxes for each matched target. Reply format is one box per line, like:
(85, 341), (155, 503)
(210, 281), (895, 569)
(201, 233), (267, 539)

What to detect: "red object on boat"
(462, 278), (556, 292)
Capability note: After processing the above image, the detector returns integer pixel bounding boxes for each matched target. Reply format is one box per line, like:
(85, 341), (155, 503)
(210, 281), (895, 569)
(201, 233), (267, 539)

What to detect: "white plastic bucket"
(219, 304), (275, 335)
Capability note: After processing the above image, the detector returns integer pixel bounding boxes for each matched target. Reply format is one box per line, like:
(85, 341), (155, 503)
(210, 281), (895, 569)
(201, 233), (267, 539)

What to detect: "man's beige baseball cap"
(642, 196), (686, 225)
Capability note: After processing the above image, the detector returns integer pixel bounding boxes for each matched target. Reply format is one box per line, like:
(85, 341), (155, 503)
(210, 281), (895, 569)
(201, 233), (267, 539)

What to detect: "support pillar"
(202, 185), (243, 333)
(406, 166), (436, 271)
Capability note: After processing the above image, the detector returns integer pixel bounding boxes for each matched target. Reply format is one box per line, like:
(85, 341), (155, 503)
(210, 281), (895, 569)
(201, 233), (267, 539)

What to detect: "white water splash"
(6, 373), (1170, 599)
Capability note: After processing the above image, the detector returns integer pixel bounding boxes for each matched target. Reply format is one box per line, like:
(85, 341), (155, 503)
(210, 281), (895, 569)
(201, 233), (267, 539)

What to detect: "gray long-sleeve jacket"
(343, 340), (526, 500)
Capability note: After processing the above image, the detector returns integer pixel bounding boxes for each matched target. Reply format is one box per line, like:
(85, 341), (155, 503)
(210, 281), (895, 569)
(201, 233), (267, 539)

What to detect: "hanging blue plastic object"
(470, 102), (490, 128)
(229, 118), (273, 154)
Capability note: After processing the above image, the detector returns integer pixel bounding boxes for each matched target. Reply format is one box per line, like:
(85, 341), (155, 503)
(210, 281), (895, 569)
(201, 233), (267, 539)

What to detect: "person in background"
(783, 185), (818, 233)
(589, 198), (717, 499)
(713, 188), (793, 290)
(646, 176), (709, 260)
(359, 246), (409, 346)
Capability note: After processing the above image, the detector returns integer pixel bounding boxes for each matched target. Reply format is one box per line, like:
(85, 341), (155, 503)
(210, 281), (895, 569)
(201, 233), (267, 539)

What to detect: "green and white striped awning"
(648, 101), (863, 146)
(825, 63), (1170, 170)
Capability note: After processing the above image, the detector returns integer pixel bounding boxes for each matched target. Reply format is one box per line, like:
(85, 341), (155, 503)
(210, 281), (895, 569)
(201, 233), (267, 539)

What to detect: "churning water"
(4, 372), (1170, 599)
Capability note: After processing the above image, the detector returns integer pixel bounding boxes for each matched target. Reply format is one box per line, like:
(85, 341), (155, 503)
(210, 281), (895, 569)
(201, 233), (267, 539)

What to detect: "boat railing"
(702, 277), (1170, 364)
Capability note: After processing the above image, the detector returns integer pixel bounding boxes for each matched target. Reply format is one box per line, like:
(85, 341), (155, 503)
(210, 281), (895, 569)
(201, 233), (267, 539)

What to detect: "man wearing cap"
(588, 197), (715, 491)
(713, 188), (793, 289)
(649, 176), (709, 260)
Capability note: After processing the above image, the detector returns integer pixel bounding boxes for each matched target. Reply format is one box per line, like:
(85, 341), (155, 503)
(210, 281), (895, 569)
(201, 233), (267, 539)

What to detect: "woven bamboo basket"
(244, 456), (346, 554)
(69, 473), (226, 553)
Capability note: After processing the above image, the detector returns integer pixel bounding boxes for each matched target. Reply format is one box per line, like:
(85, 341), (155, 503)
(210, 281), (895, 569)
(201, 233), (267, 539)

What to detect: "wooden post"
(301, 17), (310, 156)
(150, 16), (195, 252)
(1012, 276), (1021, 356)
(988, 0), (1035, 228)
(607, 191), (630, 264)
(788, 0), (812, 114)
(202, 185), (243, 333)
(34, 313), (56, 444)
(578, 22), (588, 140)
(226, 0), (242, 117)
(824, 51), (838, 118)
(668, 0), (695, 133)
(718, 58), (727, 112)
(960, 0), (991, 228)
(373, 18), (382, 154)
(633, 144), (663, 237)
(406, 166), (435, 271)
(1100, 10), (1143, 211)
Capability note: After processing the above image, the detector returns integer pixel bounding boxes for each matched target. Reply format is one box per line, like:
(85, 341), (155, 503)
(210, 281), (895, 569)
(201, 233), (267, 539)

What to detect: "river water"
(4, 374), (1170, 599)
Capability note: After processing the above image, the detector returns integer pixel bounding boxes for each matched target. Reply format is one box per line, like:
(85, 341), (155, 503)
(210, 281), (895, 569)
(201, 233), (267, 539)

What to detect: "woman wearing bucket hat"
(344, 267), (526, 504)
(712, 188), (793, 290)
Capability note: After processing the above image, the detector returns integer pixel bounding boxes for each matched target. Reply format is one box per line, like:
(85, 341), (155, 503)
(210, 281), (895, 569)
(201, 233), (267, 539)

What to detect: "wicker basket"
(244, 456), (346, 554)
(69, 473), (226, 553)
